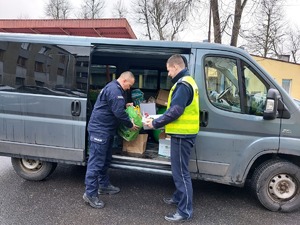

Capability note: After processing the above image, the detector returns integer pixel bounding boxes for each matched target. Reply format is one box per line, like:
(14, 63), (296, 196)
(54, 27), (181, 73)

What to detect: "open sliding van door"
(88, 41), (199, 175)
(0, 39), (91, 180)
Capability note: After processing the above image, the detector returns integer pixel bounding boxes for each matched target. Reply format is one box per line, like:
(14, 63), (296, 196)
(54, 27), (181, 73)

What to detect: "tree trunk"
(231, 0), (241, 46)
(231, 0), (248, 46)
(211, 0), (221, 43)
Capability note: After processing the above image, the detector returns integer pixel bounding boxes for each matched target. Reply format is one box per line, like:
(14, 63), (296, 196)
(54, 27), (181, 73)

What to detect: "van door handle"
(71, 100), (81, 116)
(200, 110), (208, 127)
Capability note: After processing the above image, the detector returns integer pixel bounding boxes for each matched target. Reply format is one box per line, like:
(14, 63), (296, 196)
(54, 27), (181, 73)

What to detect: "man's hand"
(126, 102), (134, 108)
(130, 119), (140, 131)
(144, 118), (154, 129)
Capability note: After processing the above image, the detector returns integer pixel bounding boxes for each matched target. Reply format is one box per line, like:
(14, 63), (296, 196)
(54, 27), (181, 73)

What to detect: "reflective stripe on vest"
(165, 76), (200, 135)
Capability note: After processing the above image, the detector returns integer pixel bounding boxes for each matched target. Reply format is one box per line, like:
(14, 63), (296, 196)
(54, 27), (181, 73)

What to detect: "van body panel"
(279, 104), (300, 138)
(229, 137), (279, 183)
(0, 140), (84, 164)
(0, 92), (86, 147)
(278, 138), (300, 155)
(0, 92), (86, 163)
(0, 36), (90, 164)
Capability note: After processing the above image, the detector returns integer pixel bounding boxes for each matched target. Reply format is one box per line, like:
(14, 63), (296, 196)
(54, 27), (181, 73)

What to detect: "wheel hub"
(269, 174), (296, 200)
(21, 159), (42, 170)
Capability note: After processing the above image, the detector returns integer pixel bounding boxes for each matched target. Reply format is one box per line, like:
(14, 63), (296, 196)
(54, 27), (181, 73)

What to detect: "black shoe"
(83, 193), (105, 209)
(165, 212), (191, 223)
(98, 184), (120, 195)
(163, 197), (177, 205)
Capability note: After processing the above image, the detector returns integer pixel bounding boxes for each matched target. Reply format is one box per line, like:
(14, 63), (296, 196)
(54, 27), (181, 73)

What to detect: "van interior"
(88, 45), (190, 162)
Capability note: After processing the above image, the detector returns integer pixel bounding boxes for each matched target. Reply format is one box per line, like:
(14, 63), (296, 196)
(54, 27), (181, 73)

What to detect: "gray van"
(0, 32), (300, 212)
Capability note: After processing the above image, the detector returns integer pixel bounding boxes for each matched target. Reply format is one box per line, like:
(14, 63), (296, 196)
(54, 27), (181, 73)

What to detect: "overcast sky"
(0, 0), (116, 20)
(0, 0), (300, 42)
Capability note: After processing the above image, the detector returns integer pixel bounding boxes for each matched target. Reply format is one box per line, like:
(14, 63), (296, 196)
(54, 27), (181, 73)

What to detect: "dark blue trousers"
(170, 136), (195, 219)
(85, 134), (114, 197)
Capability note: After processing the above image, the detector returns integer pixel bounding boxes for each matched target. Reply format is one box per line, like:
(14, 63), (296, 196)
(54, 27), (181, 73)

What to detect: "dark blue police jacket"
(88, 80), (133, 138)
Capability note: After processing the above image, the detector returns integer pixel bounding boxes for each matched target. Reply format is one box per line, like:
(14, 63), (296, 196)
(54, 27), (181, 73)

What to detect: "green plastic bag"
(118, 106), (142, 141)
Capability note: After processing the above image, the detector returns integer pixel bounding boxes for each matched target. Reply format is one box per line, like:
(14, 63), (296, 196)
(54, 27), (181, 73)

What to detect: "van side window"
(204, 56), (241, 112)
(242, 63), (268, 116)
(0, 41), (89, 97)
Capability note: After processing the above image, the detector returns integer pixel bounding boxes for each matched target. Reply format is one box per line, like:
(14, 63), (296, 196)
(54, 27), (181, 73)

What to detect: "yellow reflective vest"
(165, 76), (200, 135)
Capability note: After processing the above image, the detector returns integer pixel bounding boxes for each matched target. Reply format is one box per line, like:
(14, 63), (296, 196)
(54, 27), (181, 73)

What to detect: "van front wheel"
(251, 159), (300, 212)
(11, 157), (57, 181)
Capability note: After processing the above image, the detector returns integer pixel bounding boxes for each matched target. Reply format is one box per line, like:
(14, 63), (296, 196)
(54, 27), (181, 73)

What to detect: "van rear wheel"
(11, 157), (57, 181)
(251, 159), (300, 212)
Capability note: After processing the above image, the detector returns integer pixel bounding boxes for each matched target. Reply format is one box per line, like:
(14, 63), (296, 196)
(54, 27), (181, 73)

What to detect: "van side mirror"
(263, 88), (280, 120)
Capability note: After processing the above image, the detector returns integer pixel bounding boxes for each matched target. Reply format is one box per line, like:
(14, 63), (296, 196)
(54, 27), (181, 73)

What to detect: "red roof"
(0, 18), (137, 39)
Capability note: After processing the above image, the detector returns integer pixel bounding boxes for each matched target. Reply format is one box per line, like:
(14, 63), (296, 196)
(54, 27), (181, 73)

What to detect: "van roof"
(0, 32), (247, 55)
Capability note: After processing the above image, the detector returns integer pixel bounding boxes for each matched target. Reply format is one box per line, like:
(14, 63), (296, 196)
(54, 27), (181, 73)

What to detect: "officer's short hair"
(167, 54), (186, 68)
(119, 71), (135, 80)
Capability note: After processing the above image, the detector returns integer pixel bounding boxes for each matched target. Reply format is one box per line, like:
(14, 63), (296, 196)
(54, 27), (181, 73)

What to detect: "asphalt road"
(0, 156), (299, 225)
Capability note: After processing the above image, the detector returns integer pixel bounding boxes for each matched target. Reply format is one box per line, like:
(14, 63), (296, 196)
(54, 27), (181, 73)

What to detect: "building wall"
(252, 55), (300, 100)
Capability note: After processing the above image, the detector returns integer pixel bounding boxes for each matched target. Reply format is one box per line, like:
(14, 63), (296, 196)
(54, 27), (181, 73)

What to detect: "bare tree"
(45, 0), (72, 19)
(79, 0), (106, 19)
(169, 1), (191, 41)
(131, 0), (152, 39)
(149, 0), (170, 40)
(209, 0), (249, 45)
(132, 0), (192, 40)
(245, 0), (285, 57)
(286, 27), (300, 63)
(112, 0), (128, 18)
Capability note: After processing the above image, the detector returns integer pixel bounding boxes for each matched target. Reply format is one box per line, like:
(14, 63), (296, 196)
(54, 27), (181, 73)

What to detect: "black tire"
(251, 159), (300, 212)
(11, 157), (57, 181)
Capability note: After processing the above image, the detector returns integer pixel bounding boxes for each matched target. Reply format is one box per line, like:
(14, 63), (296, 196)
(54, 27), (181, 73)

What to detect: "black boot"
(83, 193), (105, 209)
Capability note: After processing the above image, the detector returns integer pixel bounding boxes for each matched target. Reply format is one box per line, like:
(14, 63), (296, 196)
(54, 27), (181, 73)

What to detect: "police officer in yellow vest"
(145, 54), (199, 222)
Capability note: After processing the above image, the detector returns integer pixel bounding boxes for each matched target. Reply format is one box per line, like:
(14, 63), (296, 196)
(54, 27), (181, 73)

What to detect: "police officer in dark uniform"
(83, 71), (139, 209)
(145, 55), (199, 222)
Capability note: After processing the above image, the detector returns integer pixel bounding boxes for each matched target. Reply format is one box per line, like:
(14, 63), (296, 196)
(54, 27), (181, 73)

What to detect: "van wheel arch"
(11, 157), (57, 181)
(251, 159), (300, 212)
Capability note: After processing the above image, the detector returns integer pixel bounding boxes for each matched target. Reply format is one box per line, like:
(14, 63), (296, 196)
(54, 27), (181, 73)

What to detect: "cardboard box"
(156, 89), (169, 107)
(158, 138), (171, 157)
(123, 134), (148, 154)
(159, 131), (171, 139)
